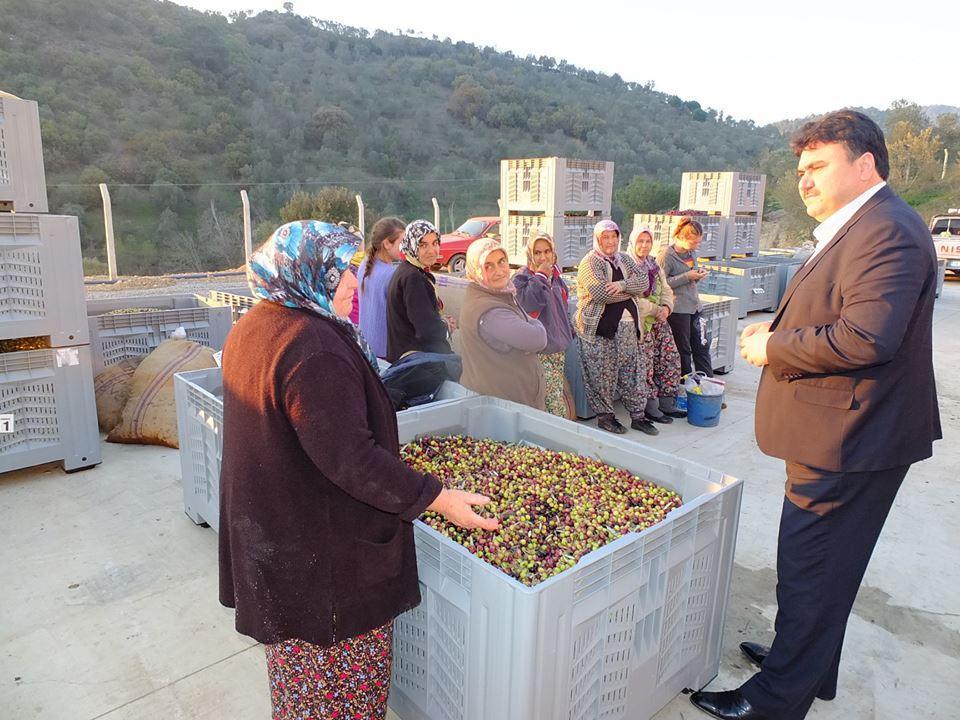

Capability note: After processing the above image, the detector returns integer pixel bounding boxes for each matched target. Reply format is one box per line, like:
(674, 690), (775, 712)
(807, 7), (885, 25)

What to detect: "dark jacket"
(386, 261), (452, 362)
(513, 267), (575, 354)
(756, 185), (942, 472)
(219, 301), (442, 646)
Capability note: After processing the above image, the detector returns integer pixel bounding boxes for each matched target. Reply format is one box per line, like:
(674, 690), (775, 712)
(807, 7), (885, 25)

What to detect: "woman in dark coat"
(219, 220), (498, 720)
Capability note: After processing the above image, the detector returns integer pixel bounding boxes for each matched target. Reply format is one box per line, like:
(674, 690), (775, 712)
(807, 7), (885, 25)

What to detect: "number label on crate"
(0, 415), (14, 433)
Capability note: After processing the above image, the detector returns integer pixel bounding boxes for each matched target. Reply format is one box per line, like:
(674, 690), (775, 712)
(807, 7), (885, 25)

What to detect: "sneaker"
(662, 409), (688, 419)
(597, 416), (627, 434)
(646, 413), (673, 425)
(630, 418), (660, 436)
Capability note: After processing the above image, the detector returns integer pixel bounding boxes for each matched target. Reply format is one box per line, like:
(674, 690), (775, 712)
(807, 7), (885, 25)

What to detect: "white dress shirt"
(806, 182), (886, 265)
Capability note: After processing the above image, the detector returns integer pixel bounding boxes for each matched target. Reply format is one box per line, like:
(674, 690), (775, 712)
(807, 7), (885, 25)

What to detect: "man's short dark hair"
(790, 110), (890, 180)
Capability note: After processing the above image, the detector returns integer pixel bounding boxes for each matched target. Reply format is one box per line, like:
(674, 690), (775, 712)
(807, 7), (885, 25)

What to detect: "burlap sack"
(107, 339), (217, 448)
(94, 357), (143, 432)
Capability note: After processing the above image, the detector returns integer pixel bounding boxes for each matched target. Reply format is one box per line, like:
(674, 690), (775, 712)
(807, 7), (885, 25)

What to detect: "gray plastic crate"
(435, 273), (471, 323)
(632, 214), (727, 258)
(723, 214), (762, 257)
(206, 289), (257, 323)
(86, 295), (232, 376)
(0, 345), (101, 473)
(679, 172), (765, 215)
(389, 396), (743, 720)
(699, 260), (780, 317)
(174, 367), (474, 532)
(0, 214), (88, 346)
(728, 256), (804, 307)
(501, 157), (614, 215)
(700, 293), (740, 374)
(0, 95), (49, 213)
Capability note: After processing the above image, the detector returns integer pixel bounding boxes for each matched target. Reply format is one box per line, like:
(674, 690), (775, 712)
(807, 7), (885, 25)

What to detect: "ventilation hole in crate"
(567, 613), (604, 720)
(428, 593), (467, 720)
(0, 248), (46, 319)
(656, 561), (691, 683)
(0, 380), (60, 451)
(393, 603), (429, 696)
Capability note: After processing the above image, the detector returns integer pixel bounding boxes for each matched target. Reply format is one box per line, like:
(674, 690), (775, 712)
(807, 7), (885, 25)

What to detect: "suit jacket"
(755, 185), (941, 472)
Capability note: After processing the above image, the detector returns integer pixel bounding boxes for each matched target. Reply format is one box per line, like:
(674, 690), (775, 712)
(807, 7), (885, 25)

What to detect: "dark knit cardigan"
(385, 261), (452, 362)
(218, 301), (442, 646)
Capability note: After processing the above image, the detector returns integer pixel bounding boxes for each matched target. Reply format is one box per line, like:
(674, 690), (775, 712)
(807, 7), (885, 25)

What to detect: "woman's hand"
(427, 488), (500, 531)
(656, 305), (670, 322)
(686, 268), (708, 282)
(604, 281), (622, 295)
(445, 315), (458, 333)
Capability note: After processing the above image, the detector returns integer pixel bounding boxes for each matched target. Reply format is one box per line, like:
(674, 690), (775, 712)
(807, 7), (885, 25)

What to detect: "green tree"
(304, 106), (353, 150)
(615, 176), (680, 215)
(279, 187), (357, 224)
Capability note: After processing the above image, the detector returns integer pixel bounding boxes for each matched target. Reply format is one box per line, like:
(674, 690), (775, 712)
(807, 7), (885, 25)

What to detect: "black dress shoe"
(630, 418), (660, 435)
(646, 413), (674, 424)
(739, 641), (769, 668)
(690, 689), (767, 719)
(597, 416), (627, 434)
(662, 409), (688, 418)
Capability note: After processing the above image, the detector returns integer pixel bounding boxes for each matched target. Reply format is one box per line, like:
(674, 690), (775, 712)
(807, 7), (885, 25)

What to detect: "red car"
(438, 216), (501, 273)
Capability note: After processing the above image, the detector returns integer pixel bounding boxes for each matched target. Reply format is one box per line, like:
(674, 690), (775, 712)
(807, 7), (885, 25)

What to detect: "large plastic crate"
(632, 214), (726, 258)
(501, 158), (614, 215)
(732, 256), (803, 307)
(0, 95), (48, 213)
(174, 368), (474, 532)
(501, 213), (601, 268)
(699, 260), (780, 317)
(389, 396), (743, 720)
(205, 289), (257, 323)
(0, 345), (100, 473)
(0, 214), (88, 346)
(699, 293), (739, 374)
(87, 295), (232, 376)
(679, 172), (765, 215)
(723, 214), (762, 257)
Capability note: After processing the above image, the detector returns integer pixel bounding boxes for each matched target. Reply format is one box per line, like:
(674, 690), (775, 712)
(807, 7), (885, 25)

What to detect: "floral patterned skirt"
(265, 622), (393, 720)
(541, 351), (570, 418)
(641, 319), (682, 399)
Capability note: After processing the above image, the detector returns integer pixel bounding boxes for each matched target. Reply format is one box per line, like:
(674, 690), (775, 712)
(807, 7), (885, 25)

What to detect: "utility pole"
(240, 189), (253, 261)
(98, 183), (118, 280)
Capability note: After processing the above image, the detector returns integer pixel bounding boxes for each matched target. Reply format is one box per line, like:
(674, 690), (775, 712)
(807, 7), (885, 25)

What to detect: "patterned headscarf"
(401, 220), (440, 270)
(525, 231), (558, 270)
(592, 219), (622, 270)
(247, 220), (378, 370)
(466, 237), (512, 292)
(628, 226), (660, 297)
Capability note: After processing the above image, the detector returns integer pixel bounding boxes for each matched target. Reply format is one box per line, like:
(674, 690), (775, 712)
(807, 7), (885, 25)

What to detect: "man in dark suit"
(691, 110), (941, 720)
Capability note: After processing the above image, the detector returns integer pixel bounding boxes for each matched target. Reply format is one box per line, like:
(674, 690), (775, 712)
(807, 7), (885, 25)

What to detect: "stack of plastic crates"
(501, 158), (614, 269)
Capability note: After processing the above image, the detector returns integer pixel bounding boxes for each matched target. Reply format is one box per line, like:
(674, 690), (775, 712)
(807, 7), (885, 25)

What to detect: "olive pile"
(401, 435), (683, 586)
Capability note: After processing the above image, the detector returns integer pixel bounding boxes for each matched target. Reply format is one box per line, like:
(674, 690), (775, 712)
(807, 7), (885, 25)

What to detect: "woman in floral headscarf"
(219, 221), (498, 720)
(628, 226), (686, 421)
(459, 237), (548, 410)
(385, 219), (454, 362)
(573, 219), (658, 435)
(512, 231), (575, 417)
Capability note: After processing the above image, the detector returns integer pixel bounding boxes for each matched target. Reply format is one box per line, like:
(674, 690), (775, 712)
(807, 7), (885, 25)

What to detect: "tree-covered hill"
(3, 0), (783, 272)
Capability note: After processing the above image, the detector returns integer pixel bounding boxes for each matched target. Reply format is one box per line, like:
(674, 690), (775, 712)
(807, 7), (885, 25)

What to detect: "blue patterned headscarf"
(248, 221), (378, 370)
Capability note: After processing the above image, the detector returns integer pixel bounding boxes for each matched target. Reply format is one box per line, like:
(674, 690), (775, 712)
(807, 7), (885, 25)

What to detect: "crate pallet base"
(0, 345), (101, 474)
(389, 396), (742, 720)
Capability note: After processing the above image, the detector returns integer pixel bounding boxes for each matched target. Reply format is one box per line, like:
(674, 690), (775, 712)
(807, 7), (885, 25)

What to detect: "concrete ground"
(2, 279), (959, 720)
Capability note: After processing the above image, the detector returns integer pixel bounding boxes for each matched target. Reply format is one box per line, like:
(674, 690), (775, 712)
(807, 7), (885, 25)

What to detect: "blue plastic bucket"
(687, 392), (723, 427)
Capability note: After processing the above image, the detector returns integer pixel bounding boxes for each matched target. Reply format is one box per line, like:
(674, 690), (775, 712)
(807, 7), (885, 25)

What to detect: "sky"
(173, 0), (959, 126)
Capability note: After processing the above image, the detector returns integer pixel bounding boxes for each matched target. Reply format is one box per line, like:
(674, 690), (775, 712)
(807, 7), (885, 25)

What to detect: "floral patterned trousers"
(579, 320), (647, 420)
(265, 622), (393, 720)
(641, 319), (682, 401)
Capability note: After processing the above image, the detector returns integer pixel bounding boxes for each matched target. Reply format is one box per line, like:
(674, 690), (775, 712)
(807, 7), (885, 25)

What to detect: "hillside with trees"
(2, 0), (956, 273)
